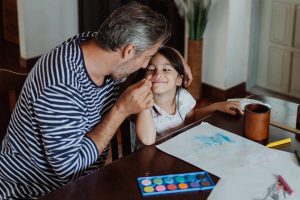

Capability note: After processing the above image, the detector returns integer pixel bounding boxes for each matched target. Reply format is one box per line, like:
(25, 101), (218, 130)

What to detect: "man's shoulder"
(41, 32), (97, 67)
(62, 32), (96, 46)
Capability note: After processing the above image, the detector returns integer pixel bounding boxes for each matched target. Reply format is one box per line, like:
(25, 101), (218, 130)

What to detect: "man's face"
(112, 42), (162, 81)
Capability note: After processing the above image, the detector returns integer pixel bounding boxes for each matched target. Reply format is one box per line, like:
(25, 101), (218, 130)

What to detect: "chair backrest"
(110, 73), (141, 160)
(110, 119), (132, 161)
(0, 69), (28, 141)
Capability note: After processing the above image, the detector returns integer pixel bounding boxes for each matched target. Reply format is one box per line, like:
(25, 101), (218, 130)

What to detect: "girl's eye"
(163, 68), (172, 72)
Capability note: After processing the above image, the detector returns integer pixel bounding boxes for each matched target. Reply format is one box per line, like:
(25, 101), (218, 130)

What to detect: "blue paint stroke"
(195, 132), (235, 147)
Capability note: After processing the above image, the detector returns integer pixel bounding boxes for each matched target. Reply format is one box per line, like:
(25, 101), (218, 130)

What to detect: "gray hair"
(94, 2), (171, 54)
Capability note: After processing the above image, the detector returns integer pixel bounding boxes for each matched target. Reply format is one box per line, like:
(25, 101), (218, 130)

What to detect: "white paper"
(157, 122), (276, 177)
(227, 98), (271, 110)
(228, 98), (298, 130)
(209, 150), (300, 200)
(156, 123), (300, 200)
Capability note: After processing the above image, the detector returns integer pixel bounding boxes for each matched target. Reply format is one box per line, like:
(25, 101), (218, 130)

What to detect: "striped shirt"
(0, 32), (120, 199)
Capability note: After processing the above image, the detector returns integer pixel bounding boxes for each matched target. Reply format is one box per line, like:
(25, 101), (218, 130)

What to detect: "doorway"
(1, 0), (19, 44)
(0, 0), (20, 70)
(256, 0), (300, 98)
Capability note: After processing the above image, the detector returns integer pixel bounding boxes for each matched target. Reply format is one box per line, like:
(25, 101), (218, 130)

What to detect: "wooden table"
(40, 95), (300, 200)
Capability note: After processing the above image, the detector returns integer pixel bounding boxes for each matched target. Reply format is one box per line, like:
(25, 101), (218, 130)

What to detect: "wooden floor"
(0, 40), (299, 165)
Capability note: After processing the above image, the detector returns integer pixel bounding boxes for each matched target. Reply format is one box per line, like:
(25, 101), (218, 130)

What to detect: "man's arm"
(87, 78), (153, 153)
(35, 77), (152, 181)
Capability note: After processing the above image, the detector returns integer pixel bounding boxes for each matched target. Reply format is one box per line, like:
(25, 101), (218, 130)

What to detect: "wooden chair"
(110, 70), (149, 160)
(0, 69), (28, 141)
(110, 74), (138, 160)
(109, 119), (132, 161)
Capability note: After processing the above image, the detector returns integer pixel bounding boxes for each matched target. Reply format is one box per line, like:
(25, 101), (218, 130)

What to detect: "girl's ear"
(176, 75), (183, 86)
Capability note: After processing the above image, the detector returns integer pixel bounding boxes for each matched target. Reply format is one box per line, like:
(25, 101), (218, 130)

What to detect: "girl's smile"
(150, 74), (168, 84)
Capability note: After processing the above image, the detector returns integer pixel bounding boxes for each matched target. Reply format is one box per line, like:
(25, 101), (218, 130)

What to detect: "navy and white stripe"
(0, 32), (120, 199)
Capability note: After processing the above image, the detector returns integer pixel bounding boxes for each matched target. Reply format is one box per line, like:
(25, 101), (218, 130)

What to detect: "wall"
(202, 0), (253, 90)
(202, 0), (229, 89)
(17, 0), (79, 59)
(246, 0), (260, 90)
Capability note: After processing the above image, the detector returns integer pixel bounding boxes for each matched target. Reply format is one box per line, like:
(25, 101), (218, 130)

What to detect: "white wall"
(203, 0), (252, 90)
(226, 0), (252, 88)
(202, 0), (229, 89)
(17, 0), (79, 59)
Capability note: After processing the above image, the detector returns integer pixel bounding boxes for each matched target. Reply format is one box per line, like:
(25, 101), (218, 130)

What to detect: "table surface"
(40, 95), (300, 200)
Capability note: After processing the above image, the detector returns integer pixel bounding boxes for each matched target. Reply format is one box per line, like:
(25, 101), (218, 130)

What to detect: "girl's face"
(145, 53), (182, 95)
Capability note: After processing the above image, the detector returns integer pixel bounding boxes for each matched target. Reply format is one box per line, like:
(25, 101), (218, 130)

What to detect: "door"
(2, 0), (19, 44)
(257, 0), (300, 98)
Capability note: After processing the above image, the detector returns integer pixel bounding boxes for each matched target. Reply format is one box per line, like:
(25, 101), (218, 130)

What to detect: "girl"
(135, 46), (243, 146)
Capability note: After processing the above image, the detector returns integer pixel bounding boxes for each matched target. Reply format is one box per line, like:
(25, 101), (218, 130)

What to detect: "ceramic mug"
(244, 103), (271, 143)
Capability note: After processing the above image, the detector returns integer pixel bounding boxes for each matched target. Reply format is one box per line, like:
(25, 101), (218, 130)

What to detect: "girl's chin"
(151, 87), (165, 94)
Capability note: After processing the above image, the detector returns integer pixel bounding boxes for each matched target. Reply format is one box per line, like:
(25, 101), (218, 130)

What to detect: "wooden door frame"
(247, 0), (261, 91)
(0, 0), (3, 42)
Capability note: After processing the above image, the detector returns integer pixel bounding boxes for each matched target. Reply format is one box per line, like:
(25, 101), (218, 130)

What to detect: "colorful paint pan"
(137, 171), (215, 196)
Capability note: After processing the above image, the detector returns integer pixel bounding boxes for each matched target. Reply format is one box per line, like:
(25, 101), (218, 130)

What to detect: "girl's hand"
(215, 101), (244, 115)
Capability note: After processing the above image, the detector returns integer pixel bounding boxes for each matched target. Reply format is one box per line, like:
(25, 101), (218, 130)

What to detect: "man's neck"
(80, 39), (119, 86)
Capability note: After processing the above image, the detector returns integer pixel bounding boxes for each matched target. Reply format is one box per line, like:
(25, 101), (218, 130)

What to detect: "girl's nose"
(154, 72), (161, 77)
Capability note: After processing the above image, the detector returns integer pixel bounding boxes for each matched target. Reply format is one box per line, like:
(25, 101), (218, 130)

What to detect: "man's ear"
(121, 44), (135, 60)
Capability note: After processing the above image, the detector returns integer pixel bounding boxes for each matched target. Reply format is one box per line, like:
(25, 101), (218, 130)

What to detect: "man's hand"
(183, 63), (193, 87)
(115, 77), (153, 118)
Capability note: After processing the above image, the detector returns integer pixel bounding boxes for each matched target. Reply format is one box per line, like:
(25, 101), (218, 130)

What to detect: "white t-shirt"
(130, 88), (196, 151)
(151, 88), (196, 134)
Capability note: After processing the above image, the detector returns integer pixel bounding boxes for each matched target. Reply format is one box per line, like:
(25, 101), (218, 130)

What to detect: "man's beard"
(112, 57), (137, 82)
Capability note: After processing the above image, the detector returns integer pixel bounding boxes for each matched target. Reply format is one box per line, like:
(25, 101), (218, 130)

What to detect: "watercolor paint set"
(137, 171), (215, 196)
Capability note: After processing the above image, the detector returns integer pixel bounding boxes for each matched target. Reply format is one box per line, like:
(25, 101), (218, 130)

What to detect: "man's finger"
(143, 91), (153, 104)
(135, 79), (152, 97)
(145, 98), (154, 109)
(184, 75), (193, 87)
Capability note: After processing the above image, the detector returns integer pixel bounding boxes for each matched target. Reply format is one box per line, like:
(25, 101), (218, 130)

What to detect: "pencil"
(295, 150), (300, 166)
(278, 175), (294, 196)
(266, 138), (291, 148)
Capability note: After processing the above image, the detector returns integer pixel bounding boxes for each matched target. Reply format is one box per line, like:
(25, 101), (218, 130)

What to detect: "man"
(0, 3), (172, 199)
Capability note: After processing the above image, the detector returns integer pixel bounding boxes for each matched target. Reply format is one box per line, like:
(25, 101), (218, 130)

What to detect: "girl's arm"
(136, 109), (157, 145)
(185, 101), (243, 123)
